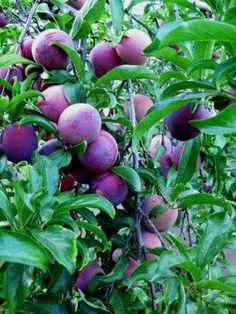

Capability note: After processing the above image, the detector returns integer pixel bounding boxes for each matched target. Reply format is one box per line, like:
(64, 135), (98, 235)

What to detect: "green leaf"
(191, 103), (236, 135)
(160, 71), (187, 86)
(154, 47), (192, 70)
(102, 255), (129, 283)
(76, 221), (108, 250)
(165, 232), (189, 259)
(77, 239), (90, 269)
(175, 137), (202, 185)
(196, 213), (234, 268)
(111, 166), (142, 192)
(128, 260), (158, 286)
(179, 193), (233, 213)
(51, 42), (85, 81)
(31, 225), (77, 274)
(95, 65), (158, 87)
(0, 55), (36, 68)
(0, 231), (49, 271)
(3, 264), (33, 314)
(187, 59), (216, 76)
(67, 140), (87, 155)
(175, 261), (202, 282)
(63, 194), (115, 218)
(64, 82), (86, 105)
(0, 77), (13, 91)
(0, 191), (16, 229)
(196, 279), (236, 296)
(212, 58), (236, 88)
(19, 115), (60, 138)
(110, 0), (124, 34)
(132, 92), (216, 151)
(49, 150), (72, 169)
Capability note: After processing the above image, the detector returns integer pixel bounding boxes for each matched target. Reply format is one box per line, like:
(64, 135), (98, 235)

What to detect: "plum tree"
(159, 154), (173, 178)
(125, 258), (139, 279)
(37, 85), (69, 122)
(149, 135), (172, 157)
(172, 143), (202, 170)
(79, 130), (118, 173)
(124, 94), (153, 122)
(141, 230), (162, 259)
(38, 139), (61, 156)
(0, 122), (38, 163)
(19, 37), (34, 61)
(142, 195), (178, 232)
(32, 29), (74, 70)
(58, 103), (102, 144)
(0, 12), (9, 27)
(89, 42), (122, 77)
(165, 104), (212, 141)
(75, 261), (104, 293)
(67, 0), (86, 10)
(116, 29), (151, 65)
(89, 171), (128, 205)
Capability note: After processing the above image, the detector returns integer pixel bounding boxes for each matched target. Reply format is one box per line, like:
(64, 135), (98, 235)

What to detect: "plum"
(0, 122), (38, 163)
(37, 85), (69, 122)
(165, 104), (212, 141)
(0, 66), (24, 95)
(116, 29), (151, 65)
(89, 171), (128, 206)
(141, 230), (162, 259)
(159, 153), (173, 178)
(60, 174), (76, 191)
(0, 12), (9, 27)
(142, 195), (178, 232)
(38, 139), (61, 156)
(32, 29), (74, 70)
(19, 37), (34, 61)
(67, 0), (86, 10)
(63, 156), (89, 184)
(79, 130), (118, 173)
(112, 248), (122, 263)
(89, 42), (122, 78)
(125, 258), (139, 279)
(75, 261), (104, 292)
(58, 103), (101, 144)
(149, 135), (172, 157)
(171, 143), (202, 171)
(124, 94), (153, 122)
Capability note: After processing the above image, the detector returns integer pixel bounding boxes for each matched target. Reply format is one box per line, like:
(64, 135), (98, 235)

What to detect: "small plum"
(32, 29), (74, 70)
(19, 37), (34, 61)
(0, 122), (38, 163)
(149, 135), (172, 157)
(125, 258), (139, 280)
(124, 94), (153, 122)
(112, 248), (122, 263)
(165, 104), (212, 141)
(89, 171), (128, 206)
(75, 261), (104, 292)
(171, 143), (202, 171)
(79, 130), (118, 173)
(159, 153), (173, 178)
(63, 156), (89, 184)
(142, 195), (178, 232)
(58, 103), (101, 145)
(0, 12), (9, 27)
(89, 42), (122, 78)
(38, 139), (61, 156)
(141, 230), (162, 259)
(33, 77), (52, 92)
(37, 85), (69, 122)
(67, 0), (86, 10)
(116, 29), (151, 65)
(60, 174), (76, 192)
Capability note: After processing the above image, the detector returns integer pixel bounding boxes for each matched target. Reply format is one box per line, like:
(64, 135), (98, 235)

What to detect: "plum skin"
(89, 171), (128, 206)
(171, 143), (202, 170)
(141, 230), (162, 259)
(75, 261), (104, 292)
(58, 103), (102, 145)
(0, 66), (24, 96)
(0, 12), (9, 27)
(19, 37), (34, 61)
(124, 94), (153, 122)
(89, 42), (122, 78)
(125, 258), (139, 280)
(159, 154), (173, 178)
(0, 122), (38, 163)
(142, 195), (178, 232)
(67, 0), (86, 10)
(38, 85), (69, 122)
(79, 130), (118, 173)
(116, 29), (151, 65)
(32, 29), (74, 70)
(38, 139), (61, 156)
(149, 135), (172, 157)
(165, 104), (212, 141)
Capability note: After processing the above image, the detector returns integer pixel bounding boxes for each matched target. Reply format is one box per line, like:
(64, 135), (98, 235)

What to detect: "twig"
(125, 9), (154, 37)
(80, 38), (87, 64)
(186, 211), (193, 247)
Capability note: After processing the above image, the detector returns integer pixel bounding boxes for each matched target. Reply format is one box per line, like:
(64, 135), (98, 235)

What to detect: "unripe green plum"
(124, 94), (153, 122)
(79, 130), (118, 173)
(75, 261), (104, 292)
(58, 103), (102, 144)
(142, 195), (178, 232)
(37, 85), (69, 122)
(116, 29), (151, 65)
(32, 29), (74, 70)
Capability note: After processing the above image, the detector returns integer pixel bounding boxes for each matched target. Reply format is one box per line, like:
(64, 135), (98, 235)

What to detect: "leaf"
(110, 0), (124, 34)
(64, 82), (86, 105)
(165, 232), (189, 259)
(0, 77), (13, 91)
(67, 140), (87, 155)
(62, 194), (115, 218)
(212, 58), (236, 88)
(196, 213), (234, 268)
(196, 279), (236, 296)
(155, 47), (192, 70)
(0, 191), (16, 229)
(110, 289), (126, 314)
(0, 231), (49, 271)
(111, 166), (142, 192)
(95, 65), (158, 87)
(0, 55), (36, 68)
(77, 239), (90, 269)
(51, 42), (85, 81)
(145, 19), (236, 54)
(102, 255), (129, 283)
(76, 221), (108, 250)
(191, 103), (236, 135)
(3, 264), (33, 314)
(19, 115), (60, 138)
(49, 150), (72, 169)
(132, 92), (216, 151)
(31, 225), (77, 274)
(179, 193), (233, 213)
(175, 137), (202, 185)
(187, 60), (216, 76)
(175, 261), (202, 282)
(128, 260), (158, 286)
